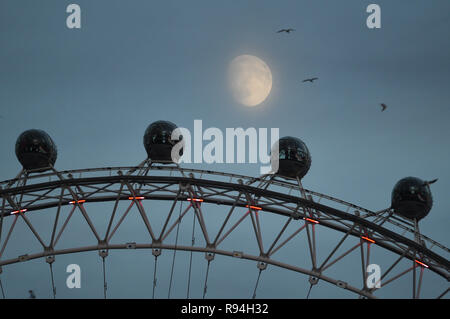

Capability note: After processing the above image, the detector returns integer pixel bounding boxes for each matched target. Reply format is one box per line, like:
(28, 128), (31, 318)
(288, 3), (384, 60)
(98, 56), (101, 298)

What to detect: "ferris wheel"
(0, 122), (448, 299)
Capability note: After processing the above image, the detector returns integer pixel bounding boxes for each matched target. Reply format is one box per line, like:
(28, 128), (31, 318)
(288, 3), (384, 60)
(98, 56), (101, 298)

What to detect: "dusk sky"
(0, 0), (449, 299)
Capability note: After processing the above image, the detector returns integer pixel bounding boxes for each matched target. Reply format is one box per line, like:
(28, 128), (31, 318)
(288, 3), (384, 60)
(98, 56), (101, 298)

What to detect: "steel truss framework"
(0, 163), (448, 299)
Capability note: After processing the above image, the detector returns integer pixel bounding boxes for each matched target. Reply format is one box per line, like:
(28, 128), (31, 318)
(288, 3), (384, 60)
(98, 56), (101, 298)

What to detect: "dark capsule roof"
(143, 120), (181, 162)
(271, 136), (311, 179)
(15, 129), (57, 172)
(391, 177), (433, 221)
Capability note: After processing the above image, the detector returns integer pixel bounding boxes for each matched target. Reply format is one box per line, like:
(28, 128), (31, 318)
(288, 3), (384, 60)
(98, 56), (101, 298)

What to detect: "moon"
(228, 55), (273, 107)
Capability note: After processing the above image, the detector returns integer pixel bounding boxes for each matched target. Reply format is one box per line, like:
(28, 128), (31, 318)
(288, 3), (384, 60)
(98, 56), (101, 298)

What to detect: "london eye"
(0, 124), (448, 299)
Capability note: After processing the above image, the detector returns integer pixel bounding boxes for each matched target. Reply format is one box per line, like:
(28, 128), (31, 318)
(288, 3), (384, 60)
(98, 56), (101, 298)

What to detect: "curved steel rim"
(0, 243), (376, 299)
(1, 175), (449, 281)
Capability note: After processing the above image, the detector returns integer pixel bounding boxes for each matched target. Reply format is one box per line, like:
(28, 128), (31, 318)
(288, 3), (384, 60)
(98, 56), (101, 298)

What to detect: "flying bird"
(277, 28), (295, 34)
(302, 77), (318, 83)
(381, 103), (387, 112)
(423, 178), (438, 186)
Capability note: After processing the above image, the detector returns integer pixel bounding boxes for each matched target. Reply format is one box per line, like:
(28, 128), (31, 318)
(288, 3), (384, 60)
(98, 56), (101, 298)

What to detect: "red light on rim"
(187, 198), (204, 202)
(129, 197), (145, 200)
(11, 209), (27, 215)
(415, 260), (429, 268)
(246, 205), (262, 211)
(69, 200), (86, 204)
(304, 217), (319, 224)
(361, 236), (376, 244)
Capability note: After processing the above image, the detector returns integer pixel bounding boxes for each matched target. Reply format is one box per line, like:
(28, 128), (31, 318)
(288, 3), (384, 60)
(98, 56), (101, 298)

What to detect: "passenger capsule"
(391, 177), (433, 221)
(271, 136), (311, 179)
(143, 120), (182, 163)
(15, 129), (57, 172)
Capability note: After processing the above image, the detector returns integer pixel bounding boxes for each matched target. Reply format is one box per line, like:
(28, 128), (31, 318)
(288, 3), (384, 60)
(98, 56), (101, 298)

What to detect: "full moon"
(228, 55), (272, 107)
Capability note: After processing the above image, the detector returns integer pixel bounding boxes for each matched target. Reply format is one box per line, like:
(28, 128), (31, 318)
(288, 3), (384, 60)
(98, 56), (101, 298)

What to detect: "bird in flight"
(302, 77), (318, 83)
(380, 103), (387, 112)
(277, 28), (295, 34)
(423, 178), (438, 186)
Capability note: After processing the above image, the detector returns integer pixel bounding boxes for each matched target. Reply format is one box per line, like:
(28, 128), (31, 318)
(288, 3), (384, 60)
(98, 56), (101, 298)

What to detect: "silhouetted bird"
(423, 178), (438, 186)
(28, 290), (36, 299)
(381, 103), (387, 112)
(302, 77), (318, 83)
(277, 28), (295, 34)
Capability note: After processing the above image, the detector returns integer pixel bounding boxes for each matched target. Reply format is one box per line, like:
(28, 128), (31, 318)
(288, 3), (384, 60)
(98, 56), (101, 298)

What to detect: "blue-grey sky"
(0, 0), (449, 299)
